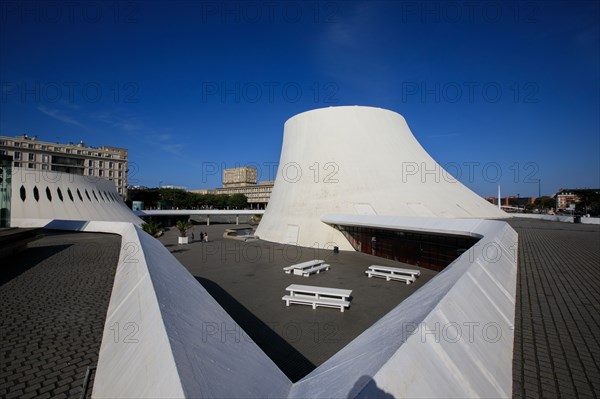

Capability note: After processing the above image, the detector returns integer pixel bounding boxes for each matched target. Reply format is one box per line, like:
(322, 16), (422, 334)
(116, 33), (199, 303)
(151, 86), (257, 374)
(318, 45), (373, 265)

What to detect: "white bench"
(365, 265), (419, 284)
(283, 259), (325, 275)
(300, 263), (330, 277)
(368, 265), (421, 277)
(282, 284), (351, 312)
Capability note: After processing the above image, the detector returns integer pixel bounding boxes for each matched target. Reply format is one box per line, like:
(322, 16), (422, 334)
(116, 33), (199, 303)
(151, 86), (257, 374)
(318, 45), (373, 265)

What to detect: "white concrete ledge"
(134, 209), (264, 216)
(514, 213), (600, 224)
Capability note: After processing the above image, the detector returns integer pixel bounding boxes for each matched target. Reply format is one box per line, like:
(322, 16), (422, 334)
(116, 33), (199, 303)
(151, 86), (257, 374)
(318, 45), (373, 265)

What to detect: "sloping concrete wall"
(256, 106), (507, 249)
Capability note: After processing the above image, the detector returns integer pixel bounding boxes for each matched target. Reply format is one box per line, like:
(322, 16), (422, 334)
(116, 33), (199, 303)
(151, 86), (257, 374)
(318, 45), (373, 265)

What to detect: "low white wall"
(514, 213), (600, 224)
(581, 218), (600, 225)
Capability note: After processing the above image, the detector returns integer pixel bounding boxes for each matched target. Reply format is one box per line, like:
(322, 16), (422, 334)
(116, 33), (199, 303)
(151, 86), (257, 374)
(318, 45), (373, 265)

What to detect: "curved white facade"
(10, 168), (141, 226)
(256, 106), (507, 249)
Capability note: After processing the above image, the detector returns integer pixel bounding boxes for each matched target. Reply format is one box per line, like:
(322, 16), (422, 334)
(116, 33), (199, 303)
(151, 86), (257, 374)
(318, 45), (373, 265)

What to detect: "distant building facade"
(484, 196), (534, 207)
(555, 188), (600, 210)
(222, 166), (257, 188)
(0, 134), (128, 198)
(207, 166), (273, 209)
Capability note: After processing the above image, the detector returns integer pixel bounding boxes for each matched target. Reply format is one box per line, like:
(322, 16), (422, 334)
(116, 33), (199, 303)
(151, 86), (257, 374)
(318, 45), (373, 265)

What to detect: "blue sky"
(1, 0), (598, 197)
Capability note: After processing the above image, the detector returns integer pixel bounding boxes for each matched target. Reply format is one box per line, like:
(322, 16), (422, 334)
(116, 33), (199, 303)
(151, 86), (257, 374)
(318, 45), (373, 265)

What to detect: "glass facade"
(336, 225), (479, 272)
(0, 155), (13, 228)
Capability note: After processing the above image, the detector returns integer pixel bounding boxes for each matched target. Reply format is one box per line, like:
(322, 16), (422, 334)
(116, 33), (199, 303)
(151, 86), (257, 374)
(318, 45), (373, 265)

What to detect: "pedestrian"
(200, 232), (204, 242)
(191, 231), (194, 241)
(204, 232), (209, 242)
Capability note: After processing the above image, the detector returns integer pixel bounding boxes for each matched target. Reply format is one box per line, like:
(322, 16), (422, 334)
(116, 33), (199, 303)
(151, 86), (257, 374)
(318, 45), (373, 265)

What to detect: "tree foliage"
(128, 188), (249, 210)
(534, 196), (555, 211)
(572, 189), (600, 216)
(141, 222), (161, 237)
(175, 220), (192, 237)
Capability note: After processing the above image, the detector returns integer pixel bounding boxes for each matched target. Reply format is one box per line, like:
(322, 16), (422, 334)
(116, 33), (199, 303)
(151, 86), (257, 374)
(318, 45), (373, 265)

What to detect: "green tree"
(215, 194), (230, 209)
(573, 189), (600, 216)
(203, 194), (217, 208)
(141, 221), (160, 236)
(534, 196), (555, 212)
(175, 220), (192, 237)
(228, 194), (248, 209)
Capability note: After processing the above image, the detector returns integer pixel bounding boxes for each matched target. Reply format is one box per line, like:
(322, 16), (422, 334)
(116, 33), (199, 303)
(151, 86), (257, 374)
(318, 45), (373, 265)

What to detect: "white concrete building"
(256, 106), (507, 249)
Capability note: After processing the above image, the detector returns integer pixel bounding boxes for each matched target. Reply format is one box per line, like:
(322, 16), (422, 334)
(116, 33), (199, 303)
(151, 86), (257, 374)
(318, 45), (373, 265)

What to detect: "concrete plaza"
(158, 223), (435, 381)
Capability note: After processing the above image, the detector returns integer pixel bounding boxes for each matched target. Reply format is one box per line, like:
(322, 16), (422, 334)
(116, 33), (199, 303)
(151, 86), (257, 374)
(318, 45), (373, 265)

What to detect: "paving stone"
(0, 232), (120, 398)
(509, 219), (600, 399)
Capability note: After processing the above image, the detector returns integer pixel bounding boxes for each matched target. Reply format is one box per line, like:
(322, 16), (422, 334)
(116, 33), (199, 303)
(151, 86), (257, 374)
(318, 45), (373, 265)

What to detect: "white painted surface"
(256, 106), (508, 249)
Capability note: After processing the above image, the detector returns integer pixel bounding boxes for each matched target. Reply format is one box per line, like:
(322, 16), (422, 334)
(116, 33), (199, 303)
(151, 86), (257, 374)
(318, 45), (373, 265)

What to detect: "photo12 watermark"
(200, 320), (339, 344)
(200, 81), (339, 104)
(401, 161), (540, 184)
(397, 1), (539, 24)
(198, 1), (341, 24)
(400, 81), (539, 104)
(1, 81), (140, 104)
(0, 1), (139, 25)
(402, 321), (505, 344)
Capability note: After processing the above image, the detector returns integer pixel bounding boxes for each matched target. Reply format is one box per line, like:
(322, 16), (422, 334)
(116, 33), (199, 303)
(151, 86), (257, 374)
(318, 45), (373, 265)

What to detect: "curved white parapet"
(256, 106), (507, 249)
(10, 168), (141, 226)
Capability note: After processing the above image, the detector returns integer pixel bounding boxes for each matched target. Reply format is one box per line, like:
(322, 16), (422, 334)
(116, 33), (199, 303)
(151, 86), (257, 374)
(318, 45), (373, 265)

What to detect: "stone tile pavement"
(0, 231), (120, 399)
(509, 219), (600, 398)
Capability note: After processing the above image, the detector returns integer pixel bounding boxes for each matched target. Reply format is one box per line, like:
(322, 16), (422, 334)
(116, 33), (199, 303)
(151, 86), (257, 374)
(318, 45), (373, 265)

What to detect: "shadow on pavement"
(196, 276), (316, 382)
(0, 244), (72, 286)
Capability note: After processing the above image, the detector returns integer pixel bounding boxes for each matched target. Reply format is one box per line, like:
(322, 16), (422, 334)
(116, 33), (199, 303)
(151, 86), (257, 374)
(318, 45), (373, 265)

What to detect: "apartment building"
(0, 134), (128, 198)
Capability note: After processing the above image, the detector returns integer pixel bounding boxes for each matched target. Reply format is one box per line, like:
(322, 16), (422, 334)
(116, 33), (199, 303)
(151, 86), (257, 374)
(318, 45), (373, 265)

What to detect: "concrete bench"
(368, 265), (421, 278)
(365, 265), (418, 284)
(282, 284), (352, 312)
(283, 259), (325, 275)
(300, 263), (330, 277)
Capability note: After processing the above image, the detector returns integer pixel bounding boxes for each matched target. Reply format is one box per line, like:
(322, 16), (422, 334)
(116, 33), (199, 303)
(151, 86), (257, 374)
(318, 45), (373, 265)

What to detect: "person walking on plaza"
(204, 232), (208, 242)
(191, 231), (194, 241)
(199, 231), (204, 242)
